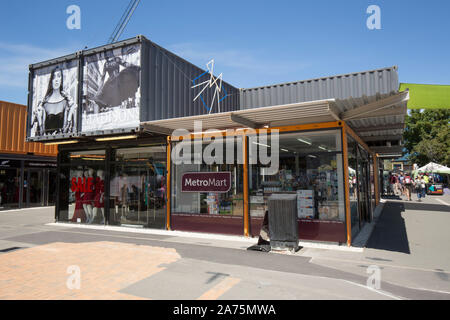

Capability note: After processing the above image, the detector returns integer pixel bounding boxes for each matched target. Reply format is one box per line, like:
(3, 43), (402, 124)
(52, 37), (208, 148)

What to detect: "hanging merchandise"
(297, 189), (314, 219)
(206, 192), (219, 215)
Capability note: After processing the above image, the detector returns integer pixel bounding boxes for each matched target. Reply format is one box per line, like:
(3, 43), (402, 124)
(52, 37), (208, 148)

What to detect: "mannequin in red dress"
(70, 170), (86, 223)
(83, 168), (95, 223)
(93, 169), (105, 224)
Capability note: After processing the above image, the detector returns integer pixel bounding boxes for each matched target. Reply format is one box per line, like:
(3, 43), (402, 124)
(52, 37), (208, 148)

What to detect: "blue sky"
(0, 0), (449, 105)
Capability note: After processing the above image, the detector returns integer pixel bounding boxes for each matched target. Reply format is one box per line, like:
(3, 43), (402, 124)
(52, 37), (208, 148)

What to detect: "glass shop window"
(58, 150), (106, 224)
(347, 135), (360, 237)
(109, 146), (167, 229)
(171, 136), (244, 217)
(249, 129), (345, 222)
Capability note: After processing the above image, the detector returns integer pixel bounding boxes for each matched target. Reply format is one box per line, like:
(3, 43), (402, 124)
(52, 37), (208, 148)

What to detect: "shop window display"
(58, 150), (106, 224)
(249, 130), (345, 224)
(171, 137), (244, 218)
(347, 135), (360, 237)
(357, 146), (371, 223)
(370, 157), (376, 219)
(109, 146), (167, 229)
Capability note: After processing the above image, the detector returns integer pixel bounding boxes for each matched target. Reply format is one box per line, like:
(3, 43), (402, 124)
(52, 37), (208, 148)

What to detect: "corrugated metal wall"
(0, 101), (57, 156)
(240, 66), (399, 109)
(144, 39), (240, 121)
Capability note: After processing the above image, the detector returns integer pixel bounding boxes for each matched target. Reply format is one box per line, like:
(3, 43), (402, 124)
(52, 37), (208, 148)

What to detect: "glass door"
(27, 169), (44, 207)
(109, 146), (167, 229)
(357, 148), (367, 228)
(48, 169), (57, 205)
(0, 168), (21, 210)
(357, 146), (372, 225)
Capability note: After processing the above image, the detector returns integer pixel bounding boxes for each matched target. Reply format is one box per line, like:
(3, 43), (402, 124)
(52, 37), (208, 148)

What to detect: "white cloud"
(0, 42), (80, 89)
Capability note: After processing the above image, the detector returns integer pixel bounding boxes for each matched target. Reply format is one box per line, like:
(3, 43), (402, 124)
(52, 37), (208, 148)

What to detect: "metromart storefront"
(27, 36), (408, 246)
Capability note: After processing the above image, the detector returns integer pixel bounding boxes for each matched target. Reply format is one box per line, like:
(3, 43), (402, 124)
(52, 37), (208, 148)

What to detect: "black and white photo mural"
(29, 61), (79, 138)
(82, 44), (141, 133)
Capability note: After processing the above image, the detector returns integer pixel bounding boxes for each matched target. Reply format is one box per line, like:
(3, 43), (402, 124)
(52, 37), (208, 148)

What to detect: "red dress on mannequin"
(83, 177), (95, 206)
(71, 190), (86, 222)
(94, 177), (105, 208)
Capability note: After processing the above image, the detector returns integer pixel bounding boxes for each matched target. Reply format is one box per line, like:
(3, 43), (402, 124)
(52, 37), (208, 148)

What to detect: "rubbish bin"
(268, 194), (299, 252)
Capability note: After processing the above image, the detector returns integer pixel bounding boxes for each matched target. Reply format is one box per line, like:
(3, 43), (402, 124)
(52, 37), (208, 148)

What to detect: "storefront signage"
(71, 177), (95, 193)
(27, 162), (57, 168)
(0, 160), (11, 168)
(181, 172), (231, 193)
(0, 160), (21, 168)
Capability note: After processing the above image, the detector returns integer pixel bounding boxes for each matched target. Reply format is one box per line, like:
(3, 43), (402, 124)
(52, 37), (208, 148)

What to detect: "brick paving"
(0, 241), (180, 300)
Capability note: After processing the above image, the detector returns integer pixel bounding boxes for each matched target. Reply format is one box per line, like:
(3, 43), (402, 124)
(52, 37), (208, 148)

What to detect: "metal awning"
(141, 90), (409, 156)
(141, 99), (340, 134)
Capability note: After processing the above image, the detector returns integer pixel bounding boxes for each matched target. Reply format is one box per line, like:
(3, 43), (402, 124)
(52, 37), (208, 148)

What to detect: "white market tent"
(413, 162), (450, 175)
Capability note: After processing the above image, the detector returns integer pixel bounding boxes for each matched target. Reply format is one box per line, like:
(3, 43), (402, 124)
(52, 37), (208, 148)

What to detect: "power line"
(108, 0), (141, 44)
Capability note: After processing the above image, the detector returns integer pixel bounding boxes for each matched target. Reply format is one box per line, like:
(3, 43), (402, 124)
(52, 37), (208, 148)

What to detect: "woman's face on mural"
(52, 70), (62, 90)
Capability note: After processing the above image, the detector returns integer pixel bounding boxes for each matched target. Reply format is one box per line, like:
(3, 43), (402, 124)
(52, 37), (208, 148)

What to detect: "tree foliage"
(403, 109), (450, 167)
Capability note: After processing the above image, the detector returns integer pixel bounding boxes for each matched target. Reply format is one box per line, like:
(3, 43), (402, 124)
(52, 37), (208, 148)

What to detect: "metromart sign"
(181, 172), (232, 193)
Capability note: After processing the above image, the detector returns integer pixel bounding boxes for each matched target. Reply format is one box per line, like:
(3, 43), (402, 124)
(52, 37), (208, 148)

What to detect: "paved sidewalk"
(0, 241), (179, 300)
(1, 198), (450, 300)
(302, 194), (450, 295)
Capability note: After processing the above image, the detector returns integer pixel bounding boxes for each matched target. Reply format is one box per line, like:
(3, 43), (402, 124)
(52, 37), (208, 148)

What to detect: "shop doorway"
(23, 168), (56, 208)
(0, 168), (21, 210)
(26, 169), (44, 207)
(109, 146), (167, 229)
(357, 147), (372, 227)
(47, 170), (57, 205)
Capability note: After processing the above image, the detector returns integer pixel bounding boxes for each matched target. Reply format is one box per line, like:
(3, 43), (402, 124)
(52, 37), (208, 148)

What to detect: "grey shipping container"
(240, 66), (399, 110)
(26, 35), (239, 141)
(141, 37), (240, 123)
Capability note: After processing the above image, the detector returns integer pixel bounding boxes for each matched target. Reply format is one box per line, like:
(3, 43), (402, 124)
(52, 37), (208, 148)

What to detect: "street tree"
(403, 109), (450, 167)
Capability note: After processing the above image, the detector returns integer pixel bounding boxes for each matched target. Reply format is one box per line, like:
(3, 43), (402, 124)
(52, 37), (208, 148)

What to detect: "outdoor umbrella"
(413, 162), (450, 175)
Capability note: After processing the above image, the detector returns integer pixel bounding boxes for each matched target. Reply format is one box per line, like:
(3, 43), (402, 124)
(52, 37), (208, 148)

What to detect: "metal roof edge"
(29, 35), (144, 69)
(242, 66), (399, 91)
(234, 98), (336, 114)
(140, 98), (336, 126)
(82, 35), (145, 56)
(0, 100), (27, 108)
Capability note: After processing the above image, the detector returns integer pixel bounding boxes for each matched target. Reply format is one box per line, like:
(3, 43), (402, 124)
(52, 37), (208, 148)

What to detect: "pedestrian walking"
(399, 173), (405, 196)
(415, 175), (425, 202)
(404, 173), (413, 201)
(395, 174), (402, 196)
(391, 173), (398, 195)
(423, 173), (430, 197)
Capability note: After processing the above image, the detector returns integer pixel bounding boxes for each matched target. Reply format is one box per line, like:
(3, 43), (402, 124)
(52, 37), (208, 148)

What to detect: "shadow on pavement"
(402, 202), (450, 213)
(366, 201), (410, 254)
(381, 195), (403, 200)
